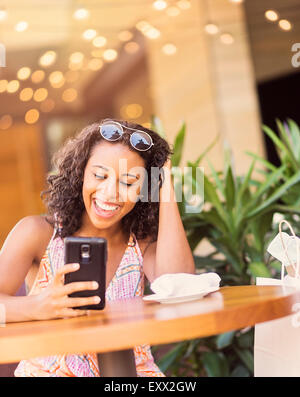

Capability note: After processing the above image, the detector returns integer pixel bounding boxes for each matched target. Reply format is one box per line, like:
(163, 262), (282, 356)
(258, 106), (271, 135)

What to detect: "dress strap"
(128, 232), (136, 247)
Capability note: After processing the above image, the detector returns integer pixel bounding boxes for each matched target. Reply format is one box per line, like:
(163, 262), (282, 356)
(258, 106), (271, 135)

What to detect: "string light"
(88, 58), (103, 71)
(162, 43), (177, 55)
(73, 8), (89, 20)
(0, 8), (7, 21)
(93, 36), (107, 48)
(0, 115), (13, 130)
(153, 0), (168, 10)
(0, 79), (8, 93)
(220, 33), (234, 45)
(17, 67), (31, 80)
(33, 88), (48, 102)
(204, 23), (219, 35)
(49, 71), (65, 88)
(62, 88), (78, 103)
(278, 19), (292, 31)
(103, 49), (118, 62)
(39, 51), (57, 67)
(265, 10), (279, 22)
(118, 30), (133, 42)
(69, 52), (84, 64)
(19, 87), (33, 102)
(120, 104), (143, 119)
(124, 41), (140, 54)
(25, 109), (40, 124)
(83, 29), (97, 40)
(31, 70), (45, 83)
(136, 21), (161, 39)
(6, 80), (20, 93)
(15, 21), (28, 32)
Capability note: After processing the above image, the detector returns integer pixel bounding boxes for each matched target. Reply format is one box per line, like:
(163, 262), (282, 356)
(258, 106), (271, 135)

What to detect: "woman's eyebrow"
(92, 165), (109, 171)
(92, 165), (138, 179)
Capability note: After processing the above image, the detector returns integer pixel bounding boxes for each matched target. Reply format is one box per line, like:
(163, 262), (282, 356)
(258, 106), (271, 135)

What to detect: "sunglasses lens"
(100, 123), (122, 141)
(130, 131), (153, 151)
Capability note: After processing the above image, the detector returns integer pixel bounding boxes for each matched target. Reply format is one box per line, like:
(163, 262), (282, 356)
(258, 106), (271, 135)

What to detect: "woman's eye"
(93, 174), (133, 187)
(93, 173), (106, 179)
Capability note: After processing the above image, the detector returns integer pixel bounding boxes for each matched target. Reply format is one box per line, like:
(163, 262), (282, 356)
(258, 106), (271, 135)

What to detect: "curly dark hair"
(41, 118), (173, 243)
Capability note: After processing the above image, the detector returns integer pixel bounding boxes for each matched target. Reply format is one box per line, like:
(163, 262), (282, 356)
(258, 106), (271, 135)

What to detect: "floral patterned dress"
(14, 228), (165, 377)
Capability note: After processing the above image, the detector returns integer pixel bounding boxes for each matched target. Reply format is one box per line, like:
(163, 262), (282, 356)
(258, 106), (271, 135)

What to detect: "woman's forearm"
(0, 293), (37, 323)
(155, 166), (195, 277)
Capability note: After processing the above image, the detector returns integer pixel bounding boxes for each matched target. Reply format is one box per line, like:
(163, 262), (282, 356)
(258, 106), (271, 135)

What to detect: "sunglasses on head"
(99, 120), (154, 152)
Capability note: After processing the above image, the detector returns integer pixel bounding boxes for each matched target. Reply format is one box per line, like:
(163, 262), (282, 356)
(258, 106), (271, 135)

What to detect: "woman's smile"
(92, 198), (122, 219)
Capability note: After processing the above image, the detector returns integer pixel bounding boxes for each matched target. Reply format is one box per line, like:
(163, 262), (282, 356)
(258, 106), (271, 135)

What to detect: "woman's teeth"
(95, 200), (119, 211)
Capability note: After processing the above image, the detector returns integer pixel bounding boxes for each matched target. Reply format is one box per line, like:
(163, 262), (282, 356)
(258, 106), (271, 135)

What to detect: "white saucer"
(142, 286), (220, 304)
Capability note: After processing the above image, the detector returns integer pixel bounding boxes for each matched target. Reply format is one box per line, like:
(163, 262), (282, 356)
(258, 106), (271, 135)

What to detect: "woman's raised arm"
(143, 160), (195, 283)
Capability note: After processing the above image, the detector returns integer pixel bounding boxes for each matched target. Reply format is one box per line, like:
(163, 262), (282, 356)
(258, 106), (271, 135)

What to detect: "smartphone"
(64, 237), (107, 310)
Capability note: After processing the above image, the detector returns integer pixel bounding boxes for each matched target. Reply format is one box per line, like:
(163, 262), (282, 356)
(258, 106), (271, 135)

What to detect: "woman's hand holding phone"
(32, 263), (101, 320)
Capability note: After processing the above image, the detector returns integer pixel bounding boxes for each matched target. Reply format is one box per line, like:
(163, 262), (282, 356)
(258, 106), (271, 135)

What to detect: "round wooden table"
(1, 285), (300, 376)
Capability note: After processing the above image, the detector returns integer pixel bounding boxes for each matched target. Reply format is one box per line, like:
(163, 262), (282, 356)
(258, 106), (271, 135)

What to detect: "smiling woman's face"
(82, 141), (146, 230)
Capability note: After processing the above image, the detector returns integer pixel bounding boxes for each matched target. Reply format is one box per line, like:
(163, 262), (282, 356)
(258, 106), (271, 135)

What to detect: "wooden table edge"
(0, 285), (300, 364)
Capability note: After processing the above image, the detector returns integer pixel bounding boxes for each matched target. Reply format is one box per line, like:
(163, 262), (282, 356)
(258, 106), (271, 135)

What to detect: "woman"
(0, 119), (195, 376)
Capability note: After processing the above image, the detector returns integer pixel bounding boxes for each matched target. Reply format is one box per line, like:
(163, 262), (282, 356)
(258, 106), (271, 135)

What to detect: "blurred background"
(0, 0), (300, 246)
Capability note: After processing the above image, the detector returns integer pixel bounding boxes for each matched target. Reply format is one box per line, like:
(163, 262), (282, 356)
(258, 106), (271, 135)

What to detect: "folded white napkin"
(150, 272), (221, 297)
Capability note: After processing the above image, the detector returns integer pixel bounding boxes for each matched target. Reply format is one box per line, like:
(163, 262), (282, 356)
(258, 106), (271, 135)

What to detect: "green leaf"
(202, 209), (229, 236)
(203, 174), (229, 230)
(287, 118), (300, 162)
(248, 262), (271, 278)
(275, 119), (300, 171)
(246, 151), (277, 172)
(156, 343), (185, 373)
(234, 348), (254, 373)
(236, 160), (255, 212)
(263, 124), (290, 161)
(236, 329), (254, 349)
(230, 365), (250, 377)
(247, 169), (300, 218)
(150, 115), (167, 139)
(202, 352), (229, 377)
(250, 165), (285, 205)
(171, 122), (186, 167)
(216, 331), (235, 349)
(224, 164), (235, 211)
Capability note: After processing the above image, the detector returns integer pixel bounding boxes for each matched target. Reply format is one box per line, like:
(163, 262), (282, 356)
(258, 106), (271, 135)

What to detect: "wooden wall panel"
(0, 123), (47, 248)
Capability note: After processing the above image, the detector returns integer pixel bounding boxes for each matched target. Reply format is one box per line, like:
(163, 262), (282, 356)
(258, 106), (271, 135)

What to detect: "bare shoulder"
(6, 215), (54, 263)
(0, 215), (54, 295)
(15, 215), (53, 238)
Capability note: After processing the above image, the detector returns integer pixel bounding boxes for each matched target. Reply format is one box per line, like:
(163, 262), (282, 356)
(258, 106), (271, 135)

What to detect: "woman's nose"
(97, 176), (118, 201)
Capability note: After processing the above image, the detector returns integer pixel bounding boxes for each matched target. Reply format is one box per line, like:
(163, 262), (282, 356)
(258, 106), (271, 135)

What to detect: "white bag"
(254, 220), (300, 377)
